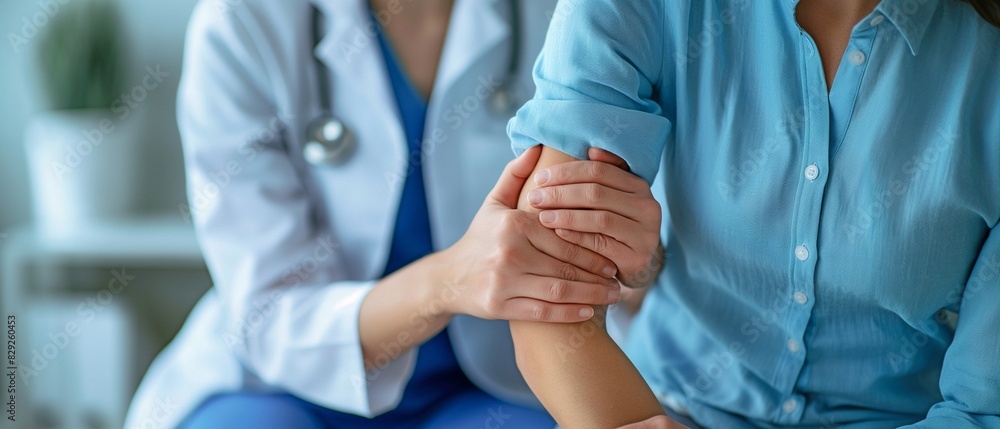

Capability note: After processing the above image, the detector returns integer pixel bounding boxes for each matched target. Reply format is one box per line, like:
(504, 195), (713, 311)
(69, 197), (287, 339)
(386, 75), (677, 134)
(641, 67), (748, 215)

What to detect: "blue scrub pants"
(181, 388), (555, 429)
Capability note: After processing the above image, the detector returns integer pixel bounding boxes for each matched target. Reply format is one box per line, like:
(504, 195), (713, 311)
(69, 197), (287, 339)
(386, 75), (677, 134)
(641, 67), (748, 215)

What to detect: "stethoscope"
(304, 0), (524, 166)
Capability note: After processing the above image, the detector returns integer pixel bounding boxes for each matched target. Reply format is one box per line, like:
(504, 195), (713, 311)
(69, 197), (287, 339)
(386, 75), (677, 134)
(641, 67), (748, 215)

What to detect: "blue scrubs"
(181, 13), (554, 429)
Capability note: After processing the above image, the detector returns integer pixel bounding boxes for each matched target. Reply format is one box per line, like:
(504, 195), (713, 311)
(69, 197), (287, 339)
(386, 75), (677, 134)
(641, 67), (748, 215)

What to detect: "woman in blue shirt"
(508, 0), (1000, 428)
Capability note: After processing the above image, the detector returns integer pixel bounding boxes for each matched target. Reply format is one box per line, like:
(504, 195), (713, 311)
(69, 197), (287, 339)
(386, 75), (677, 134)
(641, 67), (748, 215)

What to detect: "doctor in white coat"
(125, 0), (663, 427)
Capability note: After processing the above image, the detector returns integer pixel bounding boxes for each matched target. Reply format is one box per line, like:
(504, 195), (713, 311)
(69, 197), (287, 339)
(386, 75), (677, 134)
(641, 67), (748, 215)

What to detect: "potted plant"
(24, 0), (139, 239)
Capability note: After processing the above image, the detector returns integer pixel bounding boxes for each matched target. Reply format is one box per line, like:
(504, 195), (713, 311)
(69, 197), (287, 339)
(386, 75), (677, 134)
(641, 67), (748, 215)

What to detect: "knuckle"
(558, 210), (573, 225)
(596, 212), (614, 230)
(483, 298), (504, 318)
(528, 304), (548, 321)
(585, 252), (607, 274)
(560, 240), (580, 261)
(639, 198), (661, 218)
(551, 165), (569, 184)
(494, 247), (516, 267)
(549, 281), (569, 302)
(585, 184), (603, 204)
(588, 161), (608, 179)
(498, 211), (518, 230)
(559, 263), (580, 282)
(592, 234), (610, 253)
(547, 188), (561, 204)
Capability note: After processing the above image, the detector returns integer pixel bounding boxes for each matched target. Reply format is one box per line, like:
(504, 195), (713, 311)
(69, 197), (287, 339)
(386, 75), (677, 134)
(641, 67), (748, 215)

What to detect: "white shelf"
(3, 215), (204, 266)
(0, 215), (207, 429)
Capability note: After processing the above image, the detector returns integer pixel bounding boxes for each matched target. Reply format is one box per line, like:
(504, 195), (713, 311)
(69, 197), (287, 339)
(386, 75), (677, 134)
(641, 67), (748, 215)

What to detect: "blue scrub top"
(371, 11), (471, 420)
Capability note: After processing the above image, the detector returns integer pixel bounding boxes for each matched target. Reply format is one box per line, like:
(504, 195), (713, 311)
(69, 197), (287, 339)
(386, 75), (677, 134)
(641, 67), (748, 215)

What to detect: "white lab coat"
(123, 0), (562, 427)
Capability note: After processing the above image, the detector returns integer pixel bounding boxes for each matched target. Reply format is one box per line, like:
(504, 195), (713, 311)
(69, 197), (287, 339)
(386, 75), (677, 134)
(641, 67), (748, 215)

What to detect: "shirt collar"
(785, 0), (940, 56)
(875, 0), (940, 55)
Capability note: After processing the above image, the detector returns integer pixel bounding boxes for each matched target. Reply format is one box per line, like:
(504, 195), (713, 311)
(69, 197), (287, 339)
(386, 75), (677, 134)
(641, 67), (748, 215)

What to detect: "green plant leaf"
(36, 0), (125, 111)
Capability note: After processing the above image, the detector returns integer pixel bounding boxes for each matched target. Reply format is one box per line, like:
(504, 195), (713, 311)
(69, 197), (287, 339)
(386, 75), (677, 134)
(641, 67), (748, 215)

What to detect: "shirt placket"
(774, 11), (882, 425)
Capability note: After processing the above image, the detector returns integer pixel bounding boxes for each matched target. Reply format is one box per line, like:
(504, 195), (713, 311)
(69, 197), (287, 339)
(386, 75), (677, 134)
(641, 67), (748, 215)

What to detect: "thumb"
(489, 145), (542, 208)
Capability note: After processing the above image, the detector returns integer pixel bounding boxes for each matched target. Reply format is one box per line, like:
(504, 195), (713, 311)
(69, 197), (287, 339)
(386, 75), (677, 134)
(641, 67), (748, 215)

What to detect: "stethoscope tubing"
(305, 0), (523, 166)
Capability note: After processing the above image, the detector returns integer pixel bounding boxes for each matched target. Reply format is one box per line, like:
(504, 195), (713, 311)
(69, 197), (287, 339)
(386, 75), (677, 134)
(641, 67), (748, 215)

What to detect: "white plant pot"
(25, 110), (139, 240)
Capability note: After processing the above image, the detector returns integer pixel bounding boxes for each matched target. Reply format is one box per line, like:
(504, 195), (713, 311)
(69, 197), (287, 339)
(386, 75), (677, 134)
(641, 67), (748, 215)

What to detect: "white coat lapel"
(434, 0), (510, 102)
(311, 0), (402, 138)
(307, 0), (408, 279)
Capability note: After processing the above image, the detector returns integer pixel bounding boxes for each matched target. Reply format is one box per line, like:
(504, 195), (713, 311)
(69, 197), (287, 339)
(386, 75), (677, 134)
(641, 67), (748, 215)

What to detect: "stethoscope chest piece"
(304, 115), (355, 166)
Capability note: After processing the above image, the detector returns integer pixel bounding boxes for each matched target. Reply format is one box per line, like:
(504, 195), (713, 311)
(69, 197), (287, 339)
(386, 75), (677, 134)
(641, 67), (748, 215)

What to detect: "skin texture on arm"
(512, 146), (668, 428)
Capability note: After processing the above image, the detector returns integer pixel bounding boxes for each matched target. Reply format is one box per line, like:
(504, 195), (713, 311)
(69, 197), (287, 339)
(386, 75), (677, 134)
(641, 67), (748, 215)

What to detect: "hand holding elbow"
(434, 147), (622, 324)
(526, 148), (664, 288)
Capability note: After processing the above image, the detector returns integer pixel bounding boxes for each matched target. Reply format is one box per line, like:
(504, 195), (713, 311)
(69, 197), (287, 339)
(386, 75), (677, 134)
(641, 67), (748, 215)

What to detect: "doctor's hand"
(526, 148), (664, 289)
(437, 146), (622, 323)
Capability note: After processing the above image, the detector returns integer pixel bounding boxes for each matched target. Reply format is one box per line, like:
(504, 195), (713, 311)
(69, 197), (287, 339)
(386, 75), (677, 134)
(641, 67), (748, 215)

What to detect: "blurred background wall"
(0, 0), (197, 224)
(1, 1), (210, 428)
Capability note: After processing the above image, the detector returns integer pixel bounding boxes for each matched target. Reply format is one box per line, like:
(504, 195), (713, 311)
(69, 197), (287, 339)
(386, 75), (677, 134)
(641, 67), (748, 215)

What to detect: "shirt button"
(849, 50), (867, 66)
(787, 338), (800, 353)
(804, 164), (820, 181)
(870, 15), (885, 26)
(783, 398), (798, 414)
(795, 245), (810, 261)
(794, 292), (809, 305)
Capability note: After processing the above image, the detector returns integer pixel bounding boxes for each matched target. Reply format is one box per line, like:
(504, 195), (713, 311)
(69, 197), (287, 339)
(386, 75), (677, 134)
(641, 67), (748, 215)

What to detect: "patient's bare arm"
(512, 146), (672, 428)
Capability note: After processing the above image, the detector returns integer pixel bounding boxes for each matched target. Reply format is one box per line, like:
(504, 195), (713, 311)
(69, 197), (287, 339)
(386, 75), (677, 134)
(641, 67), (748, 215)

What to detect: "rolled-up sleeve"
(178, 2), (414, 417)
(508, 0), (672, 185)
(900, 226), (1000, 428)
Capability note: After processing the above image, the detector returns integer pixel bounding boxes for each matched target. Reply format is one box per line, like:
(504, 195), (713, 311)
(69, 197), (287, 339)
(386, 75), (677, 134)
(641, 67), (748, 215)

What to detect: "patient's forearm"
(513, 147), (664, 428)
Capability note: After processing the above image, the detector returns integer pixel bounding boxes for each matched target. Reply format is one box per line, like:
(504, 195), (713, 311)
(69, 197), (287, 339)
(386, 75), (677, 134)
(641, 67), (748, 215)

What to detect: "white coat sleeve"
(177, 2), (416, 417)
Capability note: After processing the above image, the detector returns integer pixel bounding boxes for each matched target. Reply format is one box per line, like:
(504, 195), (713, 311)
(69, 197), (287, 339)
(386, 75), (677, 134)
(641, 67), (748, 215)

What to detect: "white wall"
(0, 0), (201, 231)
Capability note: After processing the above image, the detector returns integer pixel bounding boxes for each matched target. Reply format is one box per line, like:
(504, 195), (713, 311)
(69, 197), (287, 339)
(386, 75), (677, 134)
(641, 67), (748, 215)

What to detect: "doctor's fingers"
(498, 297), (601, 323)
(523, 222), (618, 278)
(539, 209), (654, 253)
(527, 183), (657, 224)
(533, 159), (649, 194)
(508, 275), (620, 307)
(553, 228), (633, 267)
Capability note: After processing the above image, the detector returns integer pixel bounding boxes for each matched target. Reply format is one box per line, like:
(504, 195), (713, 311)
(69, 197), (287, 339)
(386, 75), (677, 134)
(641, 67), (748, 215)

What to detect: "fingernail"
(602, 265), (617, 277)
(556, 229), (571, 238)
(539, 211), (556, 223)
(609, 289), (621, 303)
(534, 169), (550, 185)
(579, 307), (594, 318)
(527, 190), (544, 205)
(606, 278), (620, 287)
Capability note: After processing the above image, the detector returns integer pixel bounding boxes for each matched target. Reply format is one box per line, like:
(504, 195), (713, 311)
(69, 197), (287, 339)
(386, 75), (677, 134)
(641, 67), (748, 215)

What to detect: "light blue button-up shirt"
(509, 1), (1000, 427)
